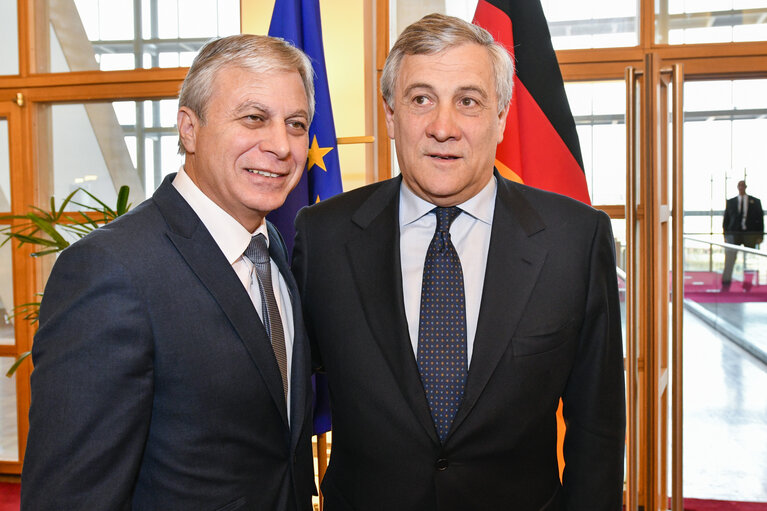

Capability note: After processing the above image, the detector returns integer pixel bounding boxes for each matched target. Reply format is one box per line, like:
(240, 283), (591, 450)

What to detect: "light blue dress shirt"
(399, 176), (497, 367)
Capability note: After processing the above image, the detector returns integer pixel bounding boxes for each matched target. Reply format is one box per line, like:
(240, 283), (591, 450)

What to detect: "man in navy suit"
(293, 14), (625, 510)
(722, 180), (764, 290)
(22, 35), (315, 510)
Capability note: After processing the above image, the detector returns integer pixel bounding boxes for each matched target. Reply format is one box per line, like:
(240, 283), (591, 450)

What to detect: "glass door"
(625, 56), (685, 511)
(0, 102), (29, 475)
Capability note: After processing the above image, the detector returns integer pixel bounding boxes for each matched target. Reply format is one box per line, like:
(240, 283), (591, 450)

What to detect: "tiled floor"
(1, 310), (766, 503)
(683, 308), (767, 501)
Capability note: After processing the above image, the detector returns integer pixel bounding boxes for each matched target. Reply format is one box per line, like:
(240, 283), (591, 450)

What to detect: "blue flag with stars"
(268, 0), (343, 256)
(268, 0), (341, 436)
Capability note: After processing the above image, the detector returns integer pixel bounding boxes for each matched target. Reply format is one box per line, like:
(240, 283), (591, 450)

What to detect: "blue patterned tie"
(417, 206), (467, 443)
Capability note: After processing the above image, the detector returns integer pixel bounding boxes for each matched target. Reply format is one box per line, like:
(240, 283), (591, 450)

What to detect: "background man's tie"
(245, 233), (289, 398)
(417, 206), (468, 443)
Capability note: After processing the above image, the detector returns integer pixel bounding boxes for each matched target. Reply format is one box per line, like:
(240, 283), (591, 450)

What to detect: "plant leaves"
(116, 185), (132, 216)
(6, 352), (31, 377)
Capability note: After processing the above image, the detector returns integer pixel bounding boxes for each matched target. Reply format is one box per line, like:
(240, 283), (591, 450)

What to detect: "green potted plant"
(0, 185), (131, 376)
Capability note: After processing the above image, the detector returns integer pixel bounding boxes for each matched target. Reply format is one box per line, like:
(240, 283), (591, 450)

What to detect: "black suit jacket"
(22, 175), (314, 511)
(293, 172), (625, 511)
(723, 194), (764, 235)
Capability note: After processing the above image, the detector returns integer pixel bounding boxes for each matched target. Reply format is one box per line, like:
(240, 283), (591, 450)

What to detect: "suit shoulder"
(297, 178), (397, 222)
(61, 198), (165, 257)
(503, 178), (603, 221)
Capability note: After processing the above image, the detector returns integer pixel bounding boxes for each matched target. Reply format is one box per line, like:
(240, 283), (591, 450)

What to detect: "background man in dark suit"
(722, 179), (764, 290)
(22, 35), (315, 510)
(293, 14), (625, 511)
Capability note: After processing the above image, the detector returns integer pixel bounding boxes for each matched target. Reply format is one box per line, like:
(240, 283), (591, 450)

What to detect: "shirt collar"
(399, 175), (497, 227)
(172, 166), (268, 265)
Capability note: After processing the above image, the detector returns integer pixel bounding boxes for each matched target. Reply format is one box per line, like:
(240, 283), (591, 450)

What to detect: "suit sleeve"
(21, 240), (154, 510)
(561, 212), (626, 511)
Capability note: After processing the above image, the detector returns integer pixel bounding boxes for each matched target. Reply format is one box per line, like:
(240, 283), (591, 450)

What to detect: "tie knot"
(244, 233), (270, 265)
(434, 207), (461, 233)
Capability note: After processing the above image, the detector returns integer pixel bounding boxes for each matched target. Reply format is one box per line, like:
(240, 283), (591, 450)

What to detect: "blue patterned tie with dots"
(417, 206), (468, 443)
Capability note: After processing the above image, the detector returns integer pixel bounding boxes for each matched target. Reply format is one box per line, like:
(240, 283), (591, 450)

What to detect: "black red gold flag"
(473, 0), (591, 204)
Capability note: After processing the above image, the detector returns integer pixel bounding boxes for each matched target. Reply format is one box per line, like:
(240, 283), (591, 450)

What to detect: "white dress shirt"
(399, 176), (497, 367)
(739, 194), (749, 230)
(172, 168), (294, 416)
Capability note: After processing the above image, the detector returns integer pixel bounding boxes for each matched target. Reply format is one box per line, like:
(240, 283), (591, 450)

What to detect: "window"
(44, 0), (239, 73)
(45, 100), (182, 209)
(657, 0), (767, 44)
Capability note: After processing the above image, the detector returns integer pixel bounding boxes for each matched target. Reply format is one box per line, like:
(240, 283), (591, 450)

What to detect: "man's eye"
(245, 115), (264, 123)
(460, 97), (477, 107)
(288, 120), (308, 132)
(413, 96), (429, 105)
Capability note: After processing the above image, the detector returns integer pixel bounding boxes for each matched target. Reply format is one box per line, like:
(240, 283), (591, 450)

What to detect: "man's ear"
(496, 103), (511, 144)
(383, 100), (396, 140)
(177, 106), (199, 154)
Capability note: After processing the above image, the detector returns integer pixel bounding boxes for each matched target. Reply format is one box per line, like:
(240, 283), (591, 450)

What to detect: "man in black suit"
(722, 180), (764, 290)
(22, 35), (315, 510)
(293, 13), (625, 511)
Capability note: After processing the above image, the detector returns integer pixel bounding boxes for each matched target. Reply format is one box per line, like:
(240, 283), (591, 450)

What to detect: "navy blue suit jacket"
(293, 172), (625, 511)
(22, 175), (314, 511)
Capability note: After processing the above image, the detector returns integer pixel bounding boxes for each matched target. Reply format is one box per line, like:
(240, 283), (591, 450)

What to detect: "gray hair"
(178, 34), (315, 155)
(381, 13), (514, 115)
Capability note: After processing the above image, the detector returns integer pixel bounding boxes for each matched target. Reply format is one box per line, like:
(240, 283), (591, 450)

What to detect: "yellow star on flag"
(307, 135), (334, 172)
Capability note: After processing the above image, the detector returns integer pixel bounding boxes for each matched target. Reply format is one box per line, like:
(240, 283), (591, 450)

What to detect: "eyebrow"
(234, 100), (309, 120)
(234, 100), (268, 115)
(402, 82), (435, 98)
(401, 83), (489, 100)
(454, 86), (489, 100)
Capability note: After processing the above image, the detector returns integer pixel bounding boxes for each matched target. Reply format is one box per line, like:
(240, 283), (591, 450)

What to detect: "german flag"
(473, 0), (590, 205)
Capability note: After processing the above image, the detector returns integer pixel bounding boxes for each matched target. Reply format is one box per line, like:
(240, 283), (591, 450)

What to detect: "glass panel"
(611, 218), (627, 349)
(542, 0), (639, 49)
(657, 0), (767, 45)
(0, 0), (19, 75)
(0, 357), (18, 461)
(0, 241), (14, 347)
(45, 0), (240, 73)
(682, 78), (767, 502)
(683, 79), (767, 240)
(45, 100), (183, 209)
(0, 119), (10, 211)
(404, 1), (639, 50)
(564, 81), (627, 205)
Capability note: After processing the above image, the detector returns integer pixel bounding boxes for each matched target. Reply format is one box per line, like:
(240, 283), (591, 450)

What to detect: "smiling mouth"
(246, 169), (281, 178)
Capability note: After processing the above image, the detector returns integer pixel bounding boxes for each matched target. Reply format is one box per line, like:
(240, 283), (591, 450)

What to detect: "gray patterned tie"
(244, 233), (288, 399)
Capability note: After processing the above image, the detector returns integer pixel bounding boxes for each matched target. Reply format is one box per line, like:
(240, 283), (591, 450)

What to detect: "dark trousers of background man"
(722, 232), (761, 290)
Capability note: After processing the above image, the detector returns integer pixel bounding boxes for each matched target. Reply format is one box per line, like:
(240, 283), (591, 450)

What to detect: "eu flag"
(268, 0), (341, 436)
(268, 0), (343, 255)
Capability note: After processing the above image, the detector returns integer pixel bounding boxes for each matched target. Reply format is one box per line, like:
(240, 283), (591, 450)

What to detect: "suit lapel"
(449, 174), (548, 437)
(153, 177), (289, 427)
(345, 178), (440, 445)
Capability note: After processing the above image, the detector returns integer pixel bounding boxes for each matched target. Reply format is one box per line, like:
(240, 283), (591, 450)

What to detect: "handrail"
(684, 236), (767, 257)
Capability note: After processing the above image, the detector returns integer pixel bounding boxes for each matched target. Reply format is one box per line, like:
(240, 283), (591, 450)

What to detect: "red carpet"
(684, 271), (767, 303)
(1, 481), (766, 511)
(0, 483), (19, 511)
(683, 497), (767, 510)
